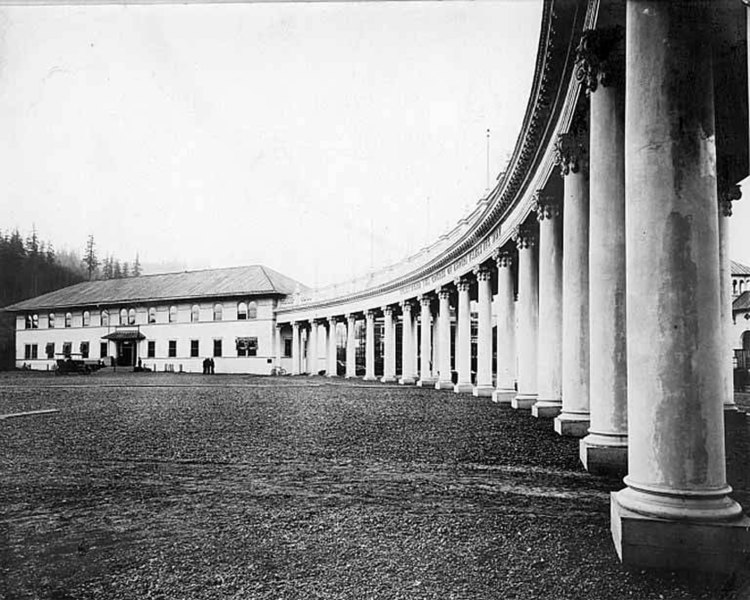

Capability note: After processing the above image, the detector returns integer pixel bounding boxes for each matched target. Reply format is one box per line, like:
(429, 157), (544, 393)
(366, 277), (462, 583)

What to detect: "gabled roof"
(734, 291), (750, 312)
(5, 265), (307, 312)
(732, 260), (750, 276)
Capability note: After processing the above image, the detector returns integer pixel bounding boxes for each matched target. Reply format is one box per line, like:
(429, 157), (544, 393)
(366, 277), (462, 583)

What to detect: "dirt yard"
(2, 371), (750, 600)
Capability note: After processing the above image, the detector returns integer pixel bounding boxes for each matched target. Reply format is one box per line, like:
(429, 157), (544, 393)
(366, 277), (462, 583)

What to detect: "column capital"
(719, 183), (742, 217)
(418, 294), (433, 307)
(473, 265), (492, 281)
(554, 131), (588, 176)
(575, 27), (625, 95)
(346, 313), (356, 323)
(401, 299), (415, 313)
(366, 309), (377, 320)
(383, 305), (395, 316)
(437, 286), (452, 301)
(493, 249), (514, 269)
(291, 320), (299, 329)
(454, 277), (472, 292)
(327, 316), (338, 325)
(513, 223), (536, 250)
(533, 190), (562, 221)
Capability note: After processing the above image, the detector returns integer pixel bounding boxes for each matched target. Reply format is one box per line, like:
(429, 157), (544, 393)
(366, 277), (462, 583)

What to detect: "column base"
(492, 390), (515, 404)
(511, 393), (537, 409)
(380, 376), (397, 383)
(473, 385), (495, 398)
(579, 434), (628, 477)
(434, 379), (454, 390)
(554, 413), (590, 437)
(611, 489), (750, 572)
(454, 382), (474, 394)
(417, 377), (437, 387)
(399, 376), (417, 385)
(531, 400), (562, 418)
(363, 375), (378, 381)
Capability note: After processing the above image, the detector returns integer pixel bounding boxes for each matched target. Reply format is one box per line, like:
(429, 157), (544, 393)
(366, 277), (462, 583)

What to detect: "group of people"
(202, 357), (216, 374)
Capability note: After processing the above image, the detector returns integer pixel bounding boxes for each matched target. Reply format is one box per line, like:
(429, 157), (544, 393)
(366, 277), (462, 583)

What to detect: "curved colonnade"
(276, 0), (750, 571)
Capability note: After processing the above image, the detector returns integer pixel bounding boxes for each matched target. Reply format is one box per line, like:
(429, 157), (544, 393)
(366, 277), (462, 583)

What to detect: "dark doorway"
(116, 340), (136, 367)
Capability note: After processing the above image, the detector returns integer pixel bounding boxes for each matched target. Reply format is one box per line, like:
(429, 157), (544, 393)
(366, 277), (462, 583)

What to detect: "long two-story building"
(5, 265), (306, 374)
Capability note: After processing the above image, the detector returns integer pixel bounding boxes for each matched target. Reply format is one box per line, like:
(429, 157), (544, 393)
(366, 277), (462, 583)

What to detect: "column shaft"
(611, 2), (748, 572)
(532, 194), (563, 417)
(435, 288), (453, 389)
(327, 318), (337, 377)
(291, 322), (300, 376)
(364, 311), (376, 380)
(454, 279), (473, 393)
(493, 252), (516, 402)
(275, 325), (282, 369)
(399, 302), (416, 384)
(513, 226), (538, 409)
(381, 307), (397, 382)
(474, 268), (494, 397)
(346, 315), (356, 378)
(418, 296), (435, 386)
(307, 322), (318, 375)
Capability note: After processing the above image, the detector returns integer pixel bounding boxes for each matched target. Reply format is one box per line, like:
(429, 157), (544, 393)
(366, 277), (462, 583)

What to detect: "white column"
(454, 278), (473, 393)
(364, 310), (376, 381)
(611, 1), (749, 572)
(399, 301), (416, 384)
(412, 309), (419, 380)
(274, 325), (282, 369)
(554, 123), (591, 437)
(473, 266), (494, 397)
(327, 317), (338, 377)
(532, 191), (563, 418)
(345, 314), (357, 378)
(434, 287), (453, 389)
(307, 320), (318, 375)
(512, 224), (538, 409)
(291, 321), (300, 376)
(320, 321), (329, 376)
(418, 295), (436, 387)
(381, 306), (397, 383)
(493, 250), (516, 401)
(577, 27), (628, 473)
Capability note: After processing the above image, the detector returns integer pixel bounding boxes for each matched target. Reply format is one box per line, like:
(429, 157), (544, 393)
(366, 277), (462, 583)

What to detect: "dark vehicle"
(55, 353), (104, 375)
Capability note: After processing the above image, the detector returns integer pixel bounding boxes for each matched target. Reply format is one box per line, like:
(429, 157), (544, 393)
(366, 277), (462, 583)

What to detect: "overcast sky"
(1, 1), (748, 288)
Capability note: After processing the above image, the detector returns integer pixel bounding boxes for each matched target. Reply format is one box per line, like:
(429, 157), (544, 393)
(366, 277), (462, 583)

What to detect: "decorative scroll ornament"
(533, 190), (561, 221)
(382, 305), (394, 316)
(366, 309), (377, 320)
(513, 223), (536, 250)
(473, 265), (492, 281)
(454, 277), (472, 292)
(418, 294), (433, 307)
(574, 27), (625, 95)
(493, 248), (513, 269)
(437, 287), (452, 300)
(719, 184), (742, 217)
(554, 129), (587, 176)
(400, 300), (413, 314)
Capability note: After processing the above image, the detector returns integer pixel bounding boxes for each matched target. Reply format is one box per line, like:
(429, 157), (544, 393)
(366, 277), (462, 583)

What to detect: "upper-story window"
(119, 308), (128, 326)
(169, 306), (177, 323)
(148, 307), (157, 324)
(237, 302), (248, 320)
(82, 311), (90, 327)
(248, 301), (258, 320)
(741, 281), (746, 294)
(191, 305), (200, 323)
(101, 310), (109, 327)
(213, 303), (223, 321)
(128, 308), (136, 325)
(48, 313), (55, 328)
(64, 313), (72, 328)
(25, 314), (39, 329)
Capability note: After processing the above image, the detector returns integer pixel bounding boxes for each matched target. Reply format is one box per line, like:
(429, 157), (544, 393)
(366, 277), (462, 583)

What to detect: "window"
(168, 340), (177, 357)
(100, 342), (108, 358)
(82, 311), (90, 327)
(191, 305), (200, 323)
(147, 341), (156, 358)
(148, 307), (157, 324)
(120, 308), (127, 325)
(65, 312), (72, 328)
(213, 339), (222, 357)
(46, 343), (55, 359)
(128, 308), (136, 325)
(62, 342), (72, 358)
(190, 340), (199, 357)
(80, 342), (89, 359)
(32, 314), (38, 329)
(48, 313), (55, 328)
(283, 338), (292, 358)
(101, 310), (109, 327)
(237, 302), (248, 320)
(248, 301), (258, 320)
(25, 315), (33, 329)
(24, 344), (37, 360)
(213, 303), (223, 321)
(169, 306), (177, 323)
(237, 337), (258, 357)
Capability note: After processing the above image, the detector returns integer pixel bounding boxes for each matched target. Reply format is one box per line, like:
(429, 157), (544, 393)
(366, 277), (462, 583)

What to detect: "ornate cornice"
(719, 184), (742, 217)
(533, 190), (561, 220)
(574, 27), (624, 95)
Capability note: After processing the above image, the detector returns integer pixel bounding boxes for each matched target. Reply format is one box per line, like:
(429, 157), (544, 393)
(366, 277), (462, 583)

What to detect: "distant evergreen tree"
(113, 260), (122, 279)
(122, 262), (130, 278)
(82, 235), (99, 281)
(133, 253), (142, 277)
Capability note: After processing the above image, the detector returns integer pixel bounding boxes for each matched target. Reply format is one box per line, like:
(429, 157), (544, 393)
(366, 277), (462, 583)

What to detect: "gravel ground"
(2, 371), (750, 600)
